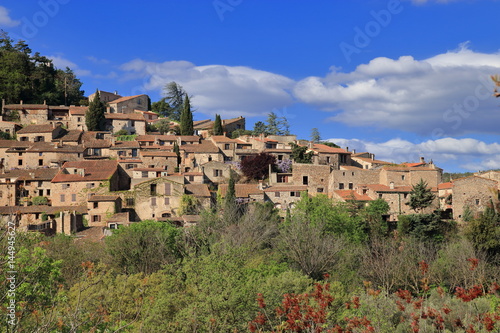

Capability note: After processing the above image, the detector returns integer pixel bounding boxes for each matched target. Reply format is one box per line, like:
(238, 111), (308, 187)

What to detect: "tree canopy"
(0, 31), (84, 105)
(180, 95), (194, 135)
(407, 179), (436, 213)
(163, 81), (186, 121)
(213, 114), (223, 135)
(85, 89), (106, 131)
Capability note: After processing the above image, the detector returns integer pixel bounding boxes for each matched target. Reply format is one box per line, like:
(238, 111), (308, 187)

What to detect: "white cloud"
(48, 55), (78, 70)
(328, 137), (500, 171)
(294, 45), (500, 136)
(0, 6), (20, 27)
(86, 56), (110, 65)
(119, 59), (295, 118)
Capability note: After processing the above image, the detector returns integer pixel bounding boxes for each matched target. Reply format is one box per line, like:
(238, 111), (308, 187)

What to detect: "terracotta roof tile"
(51, 160), (118, 183)
(105, 113), (146, 121)
(334, 190), (372, 201)
(107, 94), (147, 104)
(17, 124), (56, 134)
(181, 141), (219, 153)
(219, 184), (264, 198)
(438, 182), (453, 190)
(185, 184), (210, 197)
(69, 106), (88, 115)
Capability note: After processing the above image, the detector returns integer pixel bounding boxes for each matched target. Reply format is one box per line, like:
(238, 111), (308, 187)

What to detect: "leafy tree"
(289, 142), (314, 164)
(265, 111), (290, 136)
(310, 128), (321, 143)
(31, 196), (48, 205)
(105, 221), (182, 274)
(151, 97), (172, 117)
(320, 141), (340, 148)
(85, 89), (106, 131)
(253, 121), (267, 135)
(180, 95), (194, 136)
(163, 81), (186, 121)
(231, 128), (253, 138)
(0, 31), (84, 105)
(464, 203), (500, 257)
(397, 213), (455, 242)
(225, 169), (236, 208)
(213, 114), (223, 135)
(154, 118), (170, 135)
(406, 179), (436, 213)
(364, 198), (390, 237)
(179, 194), (200, 215)
(0, 130), (13, 140)
(240, 152), (276, 180)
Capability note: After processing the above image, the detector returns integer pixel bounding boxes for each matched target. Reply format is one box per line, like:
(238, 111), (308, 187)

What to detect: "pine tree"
(180, 95), (194, 136)
(225, 169), (236, 209)
(407, 179), (436, 213)
(173, 142), (181, 169)
(163, 82), (185, 121)
(311, 128), (321, 143)
(86, 89), (106, 131)
(213, 114), (223, 135)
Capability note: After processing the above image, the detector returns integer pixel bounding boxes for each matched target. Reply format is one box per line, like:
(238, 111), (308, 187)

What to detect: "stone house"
(183, 171), (204, 184)
(104, 113), (146, 135)
(332, 189), (372, 204)
(219, 183), (265, 203)
(87, 195), (122, 226)
(0, 168), (58, 206)
(52, 130), (83, 146)
(180, 140), (222, 171)
(201, 161), (232, 184)
(6, 142), (85, 169)
(0, 120), (21, 137)
(107, 94), (149, 113)
(209, 136), (242, 161)
(88, 90), (122, 103)
(131, 167), (169, 187)
(3, 103), (49, 124)
(292, 163), (332, 196)
(358, 184), (415, 221)
(118, 158), (143, 177)
(452, 176), (498, 222)
(83, 139), (112, 159)
(17, 124), (64, 143)
(184, 183), (211, 210)
(68, 106), (88, 130)
(139, 150), (178, 171)
(351, 152), (391, 169)
(193, 116), (245, 137)
(108, 140), (140, 159)
(263, 184), (308, 210)
(330, 166), (380, 192)
(437, 182), (453, 217)
(50, 160), (119, 206)
(131, 177), (184, 221)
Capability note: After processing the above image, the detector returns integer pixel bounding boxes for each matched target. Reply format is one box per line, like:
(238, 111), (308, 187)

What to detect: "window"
(224, 144), (230, 150)
(142, 171), (148, 178)
(126, 164), (134, 169)
(214, 169), (222, 177)
(126, 198), (135, 206)
(302, 176), (308, 185)
(164, 183), (171, 195)
(150, 184), (157, 196)
(317, 188), (324, 193)
(60, 194), (65, 202)
(71, 194), (76, 202)
(38, 181), (43, 187)
(62, 184), (70, 189)
(339, 183), (344, 189)
(476, 199), (480, 205)
(86, 183), (95, 189)
(340, 154), (347, 164)
(326, 156), (331, 164)
(275, 192), (280, 197)
(18, 159), (22, 166)
(277, 175), (288, 183)
(352, 172), (355, 176)
(348, 183), (353, 190)
(92, 215), (101, 222)
(39, 152), (43, 157)
(189, 175), (194, 181)
(378, 194), (383, 199)
(77, 117), (81, 122)
(278, 155), (283, 161)
(402, 175), (405, 180)
(47, 189), (51, 196)
(151, 197), (156, 206)
(164, 197), (170, 205)
(404, 193), (408, 199)
(93, 202), (98, 209)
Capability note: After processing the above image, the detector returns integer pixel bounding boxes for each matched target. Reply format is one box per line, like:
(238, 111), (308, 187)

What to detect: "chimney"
(308, 141), (313, 149)
(346, 147), (349, 152)
(420, 156), (425, 163)
(20, 100), (23, 105)
(371, 153), (375, 160)
(352, 149), (356, 154)
(389, 181), (394, 189)
(258, 180), (263, 190)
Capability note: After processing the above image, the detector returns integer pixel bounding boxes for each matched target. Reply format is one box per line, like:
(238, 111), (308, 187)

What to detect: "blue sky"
(2, 0), (500, 172)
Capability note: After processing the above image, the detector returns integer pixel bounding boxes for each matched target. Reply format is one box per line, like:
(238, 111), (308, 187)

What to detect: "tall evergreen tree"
(173, 142), (181, 168)
(163, 81), (185, 121)
(85, 89), (106, 131)
(180, 95), (194, 136)
(311, 128), (321, 143)
(225, 169), (236, 210)
(407, 179), (436, 213)
(213, 114), (223, 135)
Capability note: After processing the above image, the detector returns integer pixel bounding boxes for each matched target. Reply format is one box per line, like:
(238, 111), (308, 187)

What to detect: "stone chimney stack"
(420, 157), (425, 163)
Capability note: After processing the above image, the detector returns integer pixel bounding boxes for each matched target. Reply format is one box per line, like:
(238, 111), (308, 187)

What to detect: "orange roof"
(51, 160), (118, 183)
(438, 182), (453, 190)
(107, 94), (147, 104)
(311, 143), (349, 154)
(105, 113), (146, 121)
(181, 140), (219, 153)
(17, 124), (56, 134)
(69, 106), (88, 115)
(334, 190), (372, 201)
(185, 184), (210, 197)
(211, 135), (240, 143)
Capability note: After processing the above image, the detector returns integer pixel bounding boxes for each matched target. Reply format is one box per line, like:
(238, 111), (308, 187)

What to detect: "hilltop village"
(0, 91), (496, 238)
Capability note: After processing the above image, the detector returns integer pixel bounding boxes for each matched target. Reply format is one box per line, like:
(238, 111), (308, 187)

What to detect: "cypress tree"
(86, 89), (106, 131)
(225, 169), (236, 209)
(173, 142), (181, 169)
(213, 114), (223, 135)
(180, 95), (194, 136)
